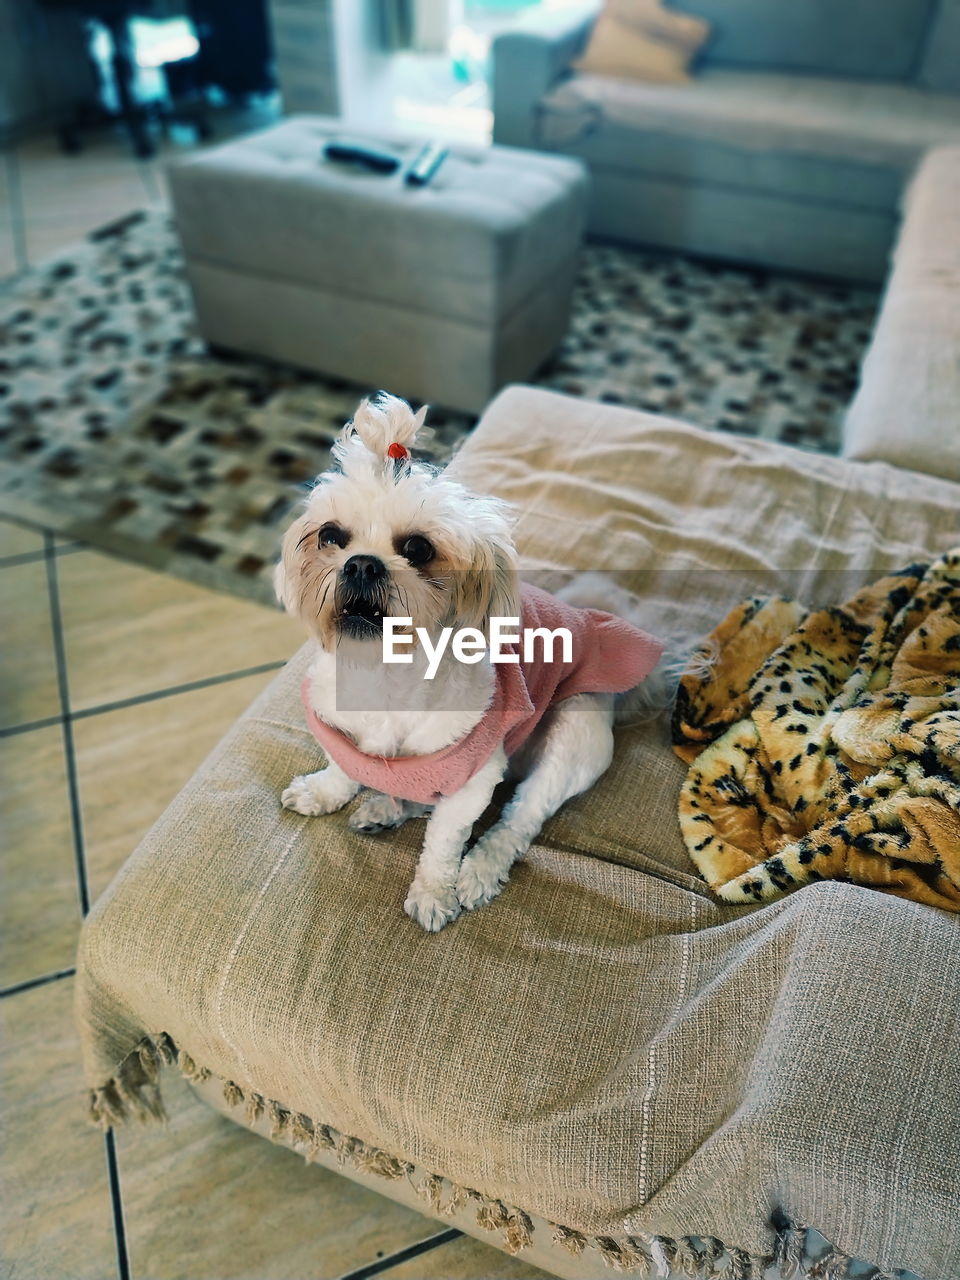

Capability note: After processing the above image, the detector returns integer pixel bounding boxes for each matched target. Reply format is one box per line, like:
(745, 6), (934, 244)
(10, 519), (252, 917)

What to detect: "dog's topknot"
(338, 393), (429, 474)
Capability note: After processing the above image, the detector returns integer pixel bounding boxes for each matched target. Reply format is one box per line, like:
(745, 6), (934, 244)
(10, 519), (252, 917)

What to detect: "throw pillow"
(576, 0), (710, 84)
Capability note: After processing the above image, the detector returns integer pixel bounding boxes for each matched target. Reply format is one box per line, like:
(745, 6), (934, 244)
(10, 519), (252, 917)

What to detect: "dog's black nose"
(342, 554), (387, 585)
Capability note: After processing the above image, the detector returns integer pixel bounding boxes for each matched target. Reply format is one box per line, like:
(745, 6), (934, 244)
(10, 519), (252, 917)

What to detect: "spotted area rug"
(0, 209), (878, 605)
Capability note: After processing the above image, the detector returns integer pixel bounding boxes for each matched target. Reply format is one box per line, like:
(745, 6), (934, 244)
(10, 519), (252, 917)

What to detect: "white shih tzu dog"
(275, 394), (664, 932)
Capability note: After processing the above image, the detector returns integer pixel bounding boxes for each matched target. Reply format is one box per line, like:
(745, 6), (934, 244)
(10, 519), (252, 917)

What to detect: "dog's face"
(275, 395), (519, 652)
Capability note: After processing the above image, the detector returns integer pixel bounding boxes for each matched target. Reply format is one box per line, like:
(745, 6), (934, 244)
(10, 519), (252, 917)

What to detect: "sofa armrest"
(491, 2), (599, 148)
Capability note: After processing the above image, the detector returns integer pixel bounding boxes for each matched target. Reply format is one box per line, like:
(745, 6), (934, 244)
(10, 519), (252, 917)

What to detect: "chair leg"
(56, 110), (83, 155)
(104, 13), (154, 159)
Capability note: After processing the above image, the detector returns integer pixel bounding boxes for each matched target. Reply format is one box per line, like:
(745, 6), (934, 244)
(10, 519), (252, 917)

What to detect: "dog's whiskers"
(313, 566), (334, 602)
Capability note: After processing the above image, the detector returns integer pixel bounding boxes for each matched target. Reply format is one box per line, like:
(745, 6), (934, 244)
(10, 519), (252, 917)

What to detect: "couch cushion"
(672, 0), (934, 79)
(77, 388), (960, 1277)
(917, 0), (960, 93)
(843, 147), (960, 482)
(539, 70), (960, 211)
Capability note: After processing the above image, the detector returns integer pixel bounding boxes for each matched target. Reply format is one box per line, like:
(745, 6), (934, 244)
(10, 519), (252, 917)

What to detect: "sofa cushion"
(539, 70), (960, 211)
(917, 0), (960, 93)
(671, 0), (934, 79)
(843, 147), (960, 482)
(77, 388), (960, 1278)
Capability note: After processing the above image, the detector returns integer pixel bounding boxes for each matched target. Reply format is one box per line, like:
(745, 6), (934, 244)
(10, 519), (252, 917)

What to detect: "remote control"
(323, 141), (402, 174)
(405, 142), (449, 187)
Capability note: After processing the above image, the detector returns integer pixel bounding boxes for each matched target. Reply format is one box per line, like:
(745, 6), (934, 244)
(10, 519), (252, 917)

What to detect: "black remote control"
(405, 142), (449, 187)
(323, 141), (402, 174)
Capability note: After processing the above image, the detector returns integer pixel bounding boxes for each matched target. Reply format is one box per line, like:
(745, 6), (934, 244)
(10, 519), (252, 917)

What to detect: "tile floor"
(0, 515), (551, 1279)
(0, 115), (552, 1280)
(1, 132), (157, 279)
(0, 104), (278, 279)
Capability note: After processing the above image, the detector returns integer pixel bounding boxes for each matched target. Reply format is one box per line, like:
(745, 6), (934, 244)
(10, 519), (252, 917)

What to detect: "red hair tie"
(387, 442), (410, 461)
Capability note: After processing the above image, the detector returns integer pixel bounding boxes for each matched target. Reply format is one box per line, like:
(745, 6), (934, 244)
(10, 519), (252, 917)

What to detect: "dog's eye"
(401, 534), (434, 566)
(318, 523), (350, 549)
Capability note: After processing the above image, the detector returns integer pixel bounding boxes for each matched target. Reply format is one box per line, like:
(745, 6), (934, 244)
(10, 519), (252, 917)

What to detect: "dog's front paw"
(403, 880), (461, 932)
(456, 849), (510, 912)
(281, 772), (353, 817)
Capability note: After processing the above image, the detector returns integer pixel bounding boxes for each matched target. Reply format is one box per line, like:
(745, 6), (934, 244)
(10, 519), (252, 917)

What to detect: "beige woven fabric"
(77, 388), (960, 1279)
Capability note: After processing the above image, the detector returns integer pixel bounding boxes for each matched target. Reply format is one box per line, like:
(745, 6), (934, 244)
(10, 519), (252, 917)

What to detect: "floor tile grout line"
(0, 713), (63, 740)
(5, 147), (28, 272)
(0, 966), (76, 999)
(68, 660), (287, 720)
(43, 531), (132, 1280)
(0, 659), (288, 740)
(104, 1131), (132, 1280)
(0, 543), (85, 570)
(336, 1228), (463, 1280)
(42, 533), (90, 919)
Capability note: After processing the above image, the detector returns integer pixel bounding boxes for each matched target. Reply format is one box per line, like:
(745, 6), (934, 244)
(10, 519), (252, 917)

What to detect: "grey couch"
(492, 0), (960, 282)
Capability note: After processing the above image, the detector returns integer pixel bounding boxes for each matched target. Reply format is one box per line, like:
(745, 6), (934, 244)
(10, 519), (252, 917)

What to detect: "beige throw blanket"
(74, 389), (960, 1280)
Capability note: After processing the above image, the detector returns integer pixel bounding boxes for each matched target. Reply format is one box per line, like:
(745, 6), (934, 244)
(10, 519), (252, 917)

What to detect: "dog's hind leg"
(456, 693), (615, 912)
(349, 792), (432, 834)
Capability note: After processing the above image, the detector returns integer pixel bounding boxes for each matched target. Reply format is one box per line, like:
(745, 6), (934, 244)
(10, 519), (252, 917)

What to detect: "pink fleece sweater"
(301, 583), (663, 805)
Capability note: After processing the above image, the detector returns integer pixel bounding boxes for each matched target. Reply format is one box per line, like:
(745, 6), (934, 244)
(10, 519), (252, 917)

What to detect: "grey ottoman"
(167, 116), (588, 412)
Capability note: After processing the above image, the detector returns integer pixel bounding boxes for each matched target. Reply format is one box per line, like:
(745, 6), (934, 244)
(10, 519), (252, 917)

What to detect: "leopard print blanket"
(672, 550), (960, 913)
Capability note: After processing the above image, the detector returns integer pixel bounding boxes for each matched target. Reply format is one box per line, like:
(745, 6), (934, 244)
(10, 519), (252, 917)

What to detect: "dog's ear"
(451, 529), (520, 635)
(274, 512), (311, 616)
